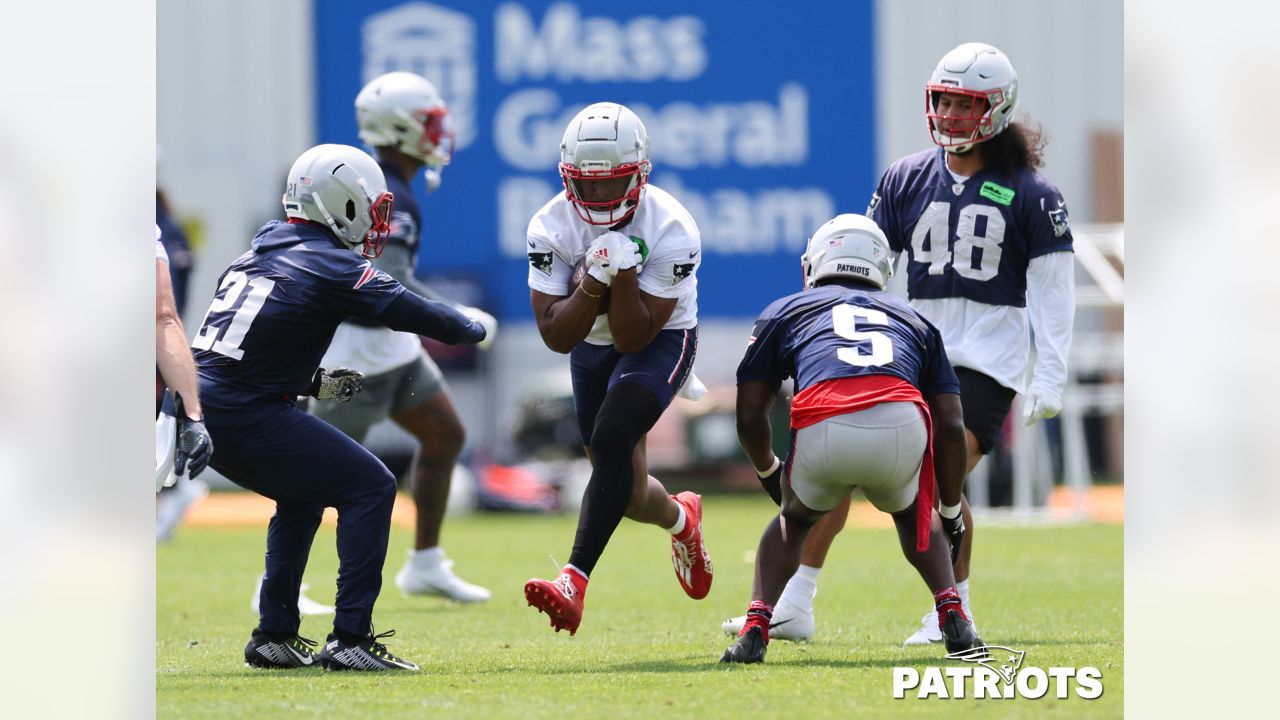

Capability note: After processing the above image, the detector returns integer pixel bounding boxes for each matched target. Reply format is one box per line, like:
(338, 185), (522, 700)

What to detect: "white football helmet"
(926, 42), (1018, 154)
(559, 102), (651, 226)
(355, 71), (454, 169)
(282, 144), (394, 258)
(801, 214), (894, 290)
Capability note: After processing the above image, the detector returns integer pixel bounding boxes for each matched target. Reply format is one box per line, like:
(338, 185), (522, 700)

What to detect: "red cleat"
(670, 492), (714, 599)
(524, 569), (586, 636)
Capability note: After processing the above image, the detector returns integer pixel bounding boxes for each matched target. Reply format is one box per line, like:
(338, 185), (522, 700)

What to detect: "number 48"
(911, 201), (1006, 281)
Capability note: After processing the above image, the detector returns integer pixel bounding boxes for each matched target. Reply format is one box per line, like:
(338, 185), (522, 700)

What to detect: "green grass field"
(158, 495), (1122, 718)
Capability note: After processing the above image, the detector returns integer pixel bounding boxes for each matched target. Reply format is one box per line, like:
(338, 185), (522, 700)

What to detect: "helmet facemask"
(362, 190), (394, 259)
(559, 160), (649, 226)
(400, 106), (454, 168)
(926, 85), (1005, 153)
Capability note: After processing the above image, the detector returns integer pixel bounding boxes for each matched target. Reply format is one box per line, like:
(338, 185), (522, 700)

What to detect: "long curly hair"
(979, 116), (1048, 175)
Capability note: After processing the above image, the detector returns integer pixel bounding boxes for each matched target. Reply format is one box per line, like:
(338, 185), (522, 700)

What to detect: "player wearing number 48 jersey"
(720, 214), (981, 664)
(192, 144), (487, 671)
(726, 42), (1076, 647)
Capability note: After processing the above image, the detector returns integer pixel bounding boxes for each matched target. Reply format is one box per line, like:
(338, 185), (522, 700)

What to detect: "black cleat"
(316, 629), (420, 671)
(243, 630), (318, 669)
(720, 625), (768, 664)
(940, 608), (984, 654)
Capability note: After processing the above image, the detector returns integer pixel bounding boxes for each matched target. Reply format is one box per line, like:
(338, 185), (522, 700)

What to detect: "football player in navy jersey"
(304, 71), (496, 606)
(720, 214), (980, 663)
(192, 144), (487, 671)
(726, 42), (1076, 646)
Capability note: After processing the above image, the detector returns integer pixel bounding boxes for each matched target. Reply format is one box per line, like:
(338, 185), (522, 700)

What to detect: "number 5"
(832, 304), (893, 367)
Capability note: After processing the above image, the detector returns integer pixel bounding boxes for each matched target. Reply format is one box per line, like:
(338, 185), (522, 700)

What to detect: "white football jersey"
(526, 184), (701, 346)
(321, 322), (422, 377)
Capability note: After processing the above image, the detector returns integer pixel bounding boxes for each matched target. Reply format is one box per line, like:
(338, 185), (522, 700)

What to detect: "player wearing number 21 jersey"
(192, 144), (485, 672)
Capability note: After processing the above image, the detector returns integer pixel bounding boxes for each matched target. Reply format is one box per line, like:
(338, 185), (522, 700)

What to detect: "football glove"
(584, 232), (642, 284)
(939, 505), (966, 566)
(459, 306), (498, 351)
(172, 394), (212, 480)
(1022, 386), (1062, 426)
(310, 367), (365, 403)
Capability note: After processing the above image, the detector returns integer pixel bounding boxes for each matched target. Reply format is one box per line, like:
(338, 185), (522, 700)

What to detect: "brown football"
(572, 256), (611, 315)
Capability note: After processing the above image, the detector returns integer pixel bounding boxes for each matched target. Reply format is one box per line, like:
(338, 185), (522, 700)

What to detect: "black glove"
(757, 461), (784, 507)
(173, 394), (212, 479)
(940, 510), (966, 566)
(309, 367), (365, 403)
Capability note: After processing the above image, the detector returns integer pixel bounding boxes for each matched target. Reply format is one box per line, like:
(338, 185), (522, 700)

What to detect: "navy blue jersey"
(868, 147), (1073, 307)
(193, 220), (405, 405)
(737, 283), (959, 398)
(381, 157), (421, 256)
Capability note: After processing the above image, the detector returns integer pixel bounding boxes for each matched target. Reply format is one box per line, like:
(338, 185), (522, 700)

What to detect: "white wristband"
(939, 502), (962, 520)
(756, 456), (781, 478)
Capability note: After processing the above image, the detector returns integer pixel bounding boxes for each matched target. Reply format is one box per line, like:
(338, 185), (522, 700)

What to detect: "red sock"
(742, 600), (773, 641)
(933, 586), (967, 623)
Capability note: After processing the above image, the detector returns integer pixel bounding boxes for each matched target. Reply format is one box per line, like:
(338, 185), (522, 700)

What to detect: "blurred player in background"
(192, 144), (487, 671)
(523, 103), (712, 636)
(726, 42), (1075, 646)
(156, 224), (212, 494)
(156, 176), (208, 541)
(721, 214), (980, 663)
(305, 71), (495, 605)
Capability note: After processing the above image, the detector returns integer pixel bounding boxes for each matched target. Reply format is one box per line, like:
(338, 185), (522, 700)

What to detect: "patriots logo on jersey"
(353, 264), (381, 289)
(1048, 207), (1069, 237)
(672, 262), (695, 285)
(529, 251), (554, 276)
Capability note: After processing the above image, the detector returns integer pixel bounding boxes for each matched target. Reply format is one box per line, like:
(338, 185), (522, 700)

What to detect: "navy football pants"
(205, 399), (396, 639)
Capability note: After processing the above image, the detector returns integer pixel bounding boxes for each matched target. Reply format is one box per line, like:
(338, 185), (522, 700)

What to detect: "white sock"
(777, 564), (821, 612)
(957, 579), (973, 617)
(565, 564), (589, 582)
(665, 503), (687, 536)
(409, 546), (444, 568)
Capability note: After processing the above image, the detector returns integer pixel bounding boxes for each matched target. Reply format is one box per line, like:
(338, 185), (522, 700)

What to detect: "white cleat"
(721, 598), (815, 641)
(395, 552), (491, 604)
(250, 573), (335, 616)
(903, 609), (978, 646)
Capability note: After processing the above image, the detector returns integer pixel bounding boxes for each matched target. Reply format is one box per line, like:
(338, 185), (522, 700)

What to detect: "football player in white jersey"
(723, 42), (1076, 645)
(305, 72), (495, 605)
(522, 102), (713, 636)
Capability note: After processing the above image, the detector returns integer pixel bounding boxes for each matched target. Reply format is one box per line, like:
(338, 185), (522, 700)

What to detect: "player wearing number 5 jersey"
(192, 144), (487, 671)
(727, 42), (1077, 647)
(720, 214), (981, 664)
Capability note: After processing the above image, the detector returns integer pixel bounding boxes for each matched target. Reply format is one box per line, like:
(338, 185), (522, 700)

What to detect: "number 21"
(192, 271), (275, 360)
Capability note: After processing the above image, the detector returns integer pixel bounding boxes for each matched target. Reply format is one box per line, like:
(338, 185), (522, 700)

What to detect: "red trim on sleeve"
(791, 375), (936, 552)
